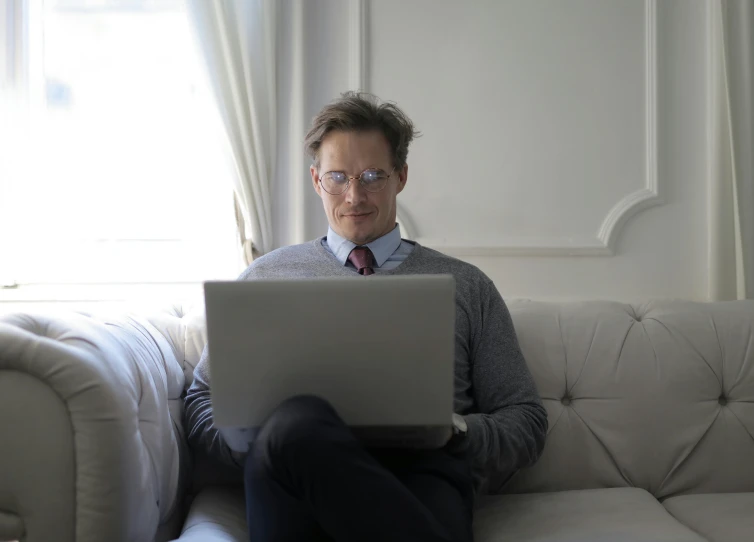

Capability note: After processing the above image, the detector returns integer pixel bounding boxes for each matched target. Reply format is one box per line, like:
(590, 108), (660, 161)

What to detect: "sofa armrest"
(0, 310), (187, 542)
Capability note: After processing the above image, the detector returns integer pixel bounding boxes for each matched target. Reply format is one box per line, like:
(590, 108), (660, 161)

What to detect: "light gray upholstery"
(0, 310), (189, 542)
(1, 299), (752, 541)
(663, 493), (754, 542)
(474, 488), (707, 542)
(503, 300), (754, 498)
(172, 488), (720, 542)
(176, 486), (246, 542)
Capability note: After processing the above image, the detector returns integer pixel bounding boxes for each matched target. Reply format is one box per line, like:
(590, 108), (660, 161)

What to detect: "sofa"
(0, 299), (752, 542)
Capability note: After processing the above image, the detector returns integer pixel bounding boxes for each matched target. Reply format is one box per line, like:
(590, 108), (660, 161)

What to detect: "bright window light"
(1, 0), (242, 294)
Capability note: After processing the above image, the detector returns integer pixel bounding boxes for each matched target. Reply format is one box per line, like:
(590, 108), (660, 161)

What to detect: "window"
(0, 0), (242, 302)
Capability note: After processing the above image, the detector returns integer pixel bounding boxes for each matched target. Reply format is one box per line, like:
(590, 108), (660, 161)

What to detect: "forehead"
(318, 130), (392, 168)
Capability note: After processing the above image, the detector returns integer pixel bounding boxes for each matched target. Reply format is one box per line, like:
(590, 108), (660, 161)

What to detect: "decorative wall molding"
(395, 202), (417, 240)
(413, 237), (614, 257)
(595, 0), (661, 255)
(350, 0), (662, 257)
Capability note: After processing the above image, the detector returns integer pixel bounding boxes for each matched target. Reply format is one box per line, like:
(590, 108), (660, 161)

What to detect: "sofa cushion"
(175, 486), (247, 542)
(473, 488), (707, 542)
(663, 493), (754, 542)
(174, 487), (712, 542)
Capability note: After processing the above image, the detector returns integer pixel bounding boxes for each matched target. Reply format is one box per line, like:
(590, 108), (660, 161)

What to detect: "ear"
(311, 165), (322, 197)
(395, 163), (408, 195)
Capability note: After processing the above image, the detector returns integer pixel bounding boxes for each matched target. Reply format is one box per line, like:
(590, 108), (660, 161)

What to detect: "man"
(185, 92), (548, 542)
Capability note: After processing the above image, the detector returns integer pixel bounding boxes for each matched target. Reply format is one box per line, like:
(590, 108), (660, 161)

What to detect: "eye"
(361, 169), (385, 183)
(326, 171), (347, 184)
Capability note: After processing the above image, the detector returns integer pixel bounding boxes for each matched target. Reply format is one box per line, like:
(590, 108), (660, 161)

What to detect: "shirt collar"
(326, 224), (403, 267)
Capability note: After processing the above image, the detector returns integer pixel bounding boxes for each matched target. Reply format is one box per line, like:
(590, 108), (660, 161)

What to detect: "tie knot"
(348, 246), (376, 276)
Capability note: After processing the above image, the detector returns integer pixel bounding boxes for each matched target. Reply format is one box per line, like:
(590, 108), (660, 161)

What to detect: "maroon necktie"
(348, 246), (376, 276)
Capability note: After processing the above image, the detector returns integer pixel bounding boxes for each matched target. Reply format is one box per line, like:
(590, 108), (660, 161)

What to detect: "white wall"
(277, 0), (712, 302)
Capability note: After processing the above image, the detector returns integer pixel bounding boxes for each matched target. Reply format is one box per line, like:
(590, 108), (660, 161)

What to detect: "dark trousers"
(243, 395), (475, 542)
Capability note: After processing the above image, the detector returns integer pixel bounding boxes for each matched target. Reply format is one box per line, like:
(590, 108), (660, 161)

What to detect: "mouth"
(343, 211), (373, 219)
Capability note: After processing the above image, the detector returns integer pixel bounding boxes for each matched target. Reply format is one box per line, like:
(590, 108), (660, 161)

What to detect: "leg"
(244, 425), (328, 541)
(245, 395), (458, 542)
(375, 448), (475, 542)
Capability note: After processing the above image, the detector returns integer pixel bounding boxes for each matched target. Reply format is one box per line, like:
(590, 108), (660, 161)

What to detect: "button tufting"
(561, 397), (572, 406)
(719, 396), (728, 406)
(628, 308), (643, 322)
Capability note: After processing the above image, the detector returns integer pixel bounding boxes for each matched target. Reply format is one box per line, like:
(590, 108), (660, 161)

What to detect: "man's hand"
(442, 425), (454, 446)
(444, 413), (469, 452)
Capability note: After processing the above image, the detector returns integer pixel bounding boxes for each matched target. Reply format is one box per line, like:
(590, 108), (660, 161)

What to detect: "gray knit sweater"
(185, 238), (547, 493)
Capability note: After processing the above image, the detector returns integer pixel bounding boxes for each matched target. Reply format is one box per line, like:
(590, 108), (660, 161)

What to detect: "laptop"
(204, 275), (456, 453)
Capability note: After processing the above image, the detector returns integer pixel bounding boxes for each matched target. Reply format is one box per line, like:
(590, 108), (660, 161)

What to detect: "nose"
(344, 177), (368, 205)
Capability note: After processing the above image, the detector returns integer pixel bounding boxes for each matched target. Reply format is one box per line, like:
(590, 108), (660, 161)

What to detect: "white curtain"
(187, 0), (276, 262)
(709, 0), (754, 300)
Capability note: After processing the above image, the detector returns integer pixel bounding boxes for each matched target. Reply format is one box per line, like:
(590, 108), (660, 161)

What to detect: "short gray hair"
(304, 91), (420, 169)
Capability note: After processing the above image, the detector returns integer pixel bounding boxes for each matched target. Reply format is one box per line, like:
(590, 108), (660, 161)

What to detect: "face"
(311, 130), (408, 246)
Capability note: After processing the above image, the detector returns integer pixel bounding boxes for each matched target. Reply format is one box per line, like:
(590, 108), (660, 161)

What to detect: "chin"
(346, 230), (372, 245)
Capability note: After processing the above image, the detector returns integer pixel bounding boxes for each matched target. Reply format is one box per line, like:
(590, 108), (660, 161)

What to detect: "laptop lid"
(204, 275), (455, 430)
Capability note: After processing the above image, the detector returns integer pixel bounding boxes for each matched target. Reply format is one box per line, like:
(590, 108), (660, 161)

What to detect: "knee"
(252, 395), (343, 458)
(268, 395), (341, 436)
(273, 394), (339, 424)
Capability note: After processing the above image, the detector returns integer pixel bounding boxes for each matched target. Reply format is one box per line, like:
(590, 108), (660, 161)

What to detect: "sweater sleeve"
(463, 279), (548, 492)
(184, 342), (245, 470)
(183, 262), (263, 468)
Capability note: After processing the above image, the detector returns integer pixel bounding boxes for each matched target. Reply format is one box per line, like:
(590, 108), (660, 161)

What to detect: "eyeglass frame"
(317, 166), (397, 195)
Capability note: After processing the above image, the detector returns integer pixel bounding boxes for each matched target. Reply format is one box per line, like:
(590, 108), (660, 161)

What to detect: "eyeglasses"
(318, 167), (396, 195)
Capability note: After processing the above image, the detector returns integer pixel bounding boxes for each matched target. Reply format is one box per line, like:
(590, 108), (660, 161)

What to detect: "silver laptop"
(204, 275), (455, 453)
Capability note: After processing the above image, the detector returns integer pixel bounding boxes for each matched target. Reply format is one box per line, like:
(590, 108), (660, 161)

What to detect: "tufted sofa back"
(503, 299), (754, 499)
(158, 299), (754, 500)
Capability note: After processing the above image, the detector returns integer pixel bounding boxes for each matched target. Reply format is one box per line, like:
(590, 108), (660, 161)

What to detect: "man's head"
(305, 92), (419, 246)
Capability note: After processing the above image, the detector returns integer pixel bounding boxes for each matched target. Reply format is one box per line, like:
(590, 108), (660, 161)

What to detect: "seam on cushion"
(644, 317), (722, 389)
(56, 334), (101, 351)
(124, 317), (171, 388)
(613, 319), (634, 378)
(730, 326), (753, 395)
(557, 310), (568, 397)
(139, 314), (187, 387)
(104, 322), (146, 408)
(724, 406), (754, 445)
(642, 319), (662, 381)
(545, 403), (566, 436)
(662, 503), (713, 542)
(144, 315), (189, 400)
(656, 408), (722, 497)
(708, 314), (726, 392)
(567, 319), (600, 396)
(568, 404), (634, 487)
